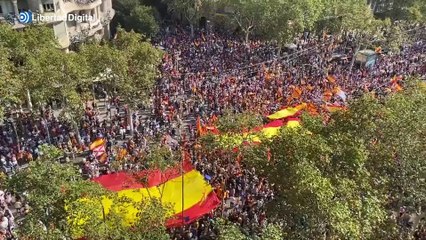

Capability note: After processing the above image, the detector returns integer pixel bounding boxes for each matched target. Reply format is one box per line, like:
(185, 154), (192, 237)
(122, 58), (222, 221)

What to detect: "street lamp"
(41, 118), (51, 144)
(8, 117), (20, 152)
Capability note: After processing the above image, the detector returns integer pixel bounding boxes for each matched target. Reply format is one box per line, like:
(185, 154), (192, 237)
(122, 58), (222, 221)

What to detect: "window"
(0, 5), (3, 14)
(43, 3), (55, 12)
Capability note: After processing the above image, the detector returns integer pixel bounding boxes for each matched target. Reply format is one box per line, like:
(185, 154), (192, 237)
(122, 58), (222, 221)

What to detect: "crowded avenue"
(1, 0), (426, 239)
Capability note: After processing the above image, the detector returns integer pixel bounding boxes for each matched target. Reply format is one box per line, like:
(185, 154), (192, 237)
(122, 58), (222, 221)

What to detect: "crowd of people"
(0, 25), (425, 239)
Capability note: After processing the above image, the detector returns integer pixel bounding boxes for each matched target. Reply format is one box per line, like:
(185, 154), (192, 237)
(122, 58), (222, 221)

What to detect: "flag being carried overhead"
(70, 161), (220, 231)
(196, 116), (205, 136)
(90, 138), (107, 162)
(90, 138), (105, 150)
(257, 118), (301, 139)
(326, 75), (336, 84)
(218, 117), (302, 146)
(267, 103), (306, 120)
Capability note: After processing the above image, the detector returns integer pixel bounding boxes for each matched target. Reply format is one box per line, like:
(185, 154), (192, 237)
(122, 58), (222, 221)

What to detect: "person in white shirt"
(0, 191), (4, 205)
(0, 215), (8, 234)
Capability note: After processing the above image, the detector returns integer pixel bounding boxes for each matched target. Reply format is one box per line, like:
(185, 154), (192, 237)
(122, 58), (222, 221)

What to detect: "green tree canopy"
(162, 0), (203, 36)
(0, 46), (19, 120)
(214, 218), (284, 240)
(241, 78), (426, 239)
(222, 0), (271, 43)
(6, 144), (171, 240)
(114, 0), (160, 37)
(5, 145), (106, 239)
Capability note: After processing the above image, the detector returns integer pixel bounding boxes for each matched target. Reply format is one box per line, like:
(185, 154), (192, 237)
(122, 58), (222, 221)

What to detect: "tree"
(199, 110), (262, 150)
(20, 46), (68, 108)
(58, 52), (91, 141)
(332, 0), (384, 72)
(223, 0), (271, 43)
(0, 24), (92, 117)
(259, 222), (285, 240)
(216, 109), (262, 134)
(112, 28), (163, 108)
(68, 145), (175, 240)
(0, 46), (19, 121)
(79, 41), (128, 97)
(0, 24), (59, 110)
(163, 0), (203, 36)
(243, 126), (387, 239)
(5, 145), (106, 239)
(407, 0), (426, 23)
(130, 5), (161, 37)
(81, 28), (162, 134)
(215, 218), (247, 240)
(214, 218), (284, 240)
(326, 79), (426, 238)
(381, 20), (412, 54)
(112, 28), (163, 134)
(263, 0), (324, 49)
(223, 0), (324, 48)
(114, 0), (160, 37)
(6, 144), (172, 240)
(241, 78), (426, 239)
(68, 194), (171, 240)
(371, 0), (426, 23)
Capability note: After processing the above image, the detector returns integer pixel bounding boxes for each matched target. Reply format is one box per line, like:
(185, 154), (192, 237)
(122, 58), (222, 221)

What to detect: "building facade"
(0, 0), (114, 50)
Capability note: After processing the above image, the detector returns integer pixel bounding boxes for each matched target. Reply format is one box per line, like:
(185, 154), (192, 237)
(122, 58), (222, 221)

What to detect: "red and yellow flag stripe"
(90, 161), (220, 227)
(267, 103), (306, 120)
(89, 138), (106, 151)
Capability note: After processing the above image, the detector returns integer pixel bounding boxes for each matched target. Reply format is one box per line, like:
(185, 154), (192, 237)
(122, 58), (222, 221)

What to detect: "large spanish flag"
(267, 103), (306, 120)
(83, 161), (220, 228)
(259, 118), (301, 138)
(218, 118), (301, 146)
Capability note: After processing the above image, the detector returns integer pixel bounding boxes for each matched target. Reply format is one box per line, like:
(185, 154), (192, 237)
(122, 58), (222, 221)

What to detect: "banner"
(89, 161), (220, 227)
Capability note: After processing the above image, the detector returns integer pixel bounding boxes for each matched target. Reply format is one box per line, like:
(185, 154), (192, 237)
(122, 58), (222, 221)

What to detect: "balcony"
(60, 0), (101, 14)
(64, 0), (98, 4)
(67, 16), (102, 40)
(0, 14), (26, 29)
(99, 8), (114, 25)
(81, 18), (102, 36)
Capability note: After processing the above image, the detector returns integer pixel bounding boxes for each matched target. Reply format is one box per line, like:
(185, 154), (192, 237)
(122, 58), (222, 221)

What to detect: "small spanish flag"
(291, 87), (303, 99)
(117, 148), (127, 161)
(326, 75), (336, 83)
(196, 116), (204, 136)
(90, 138), (106, 151)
